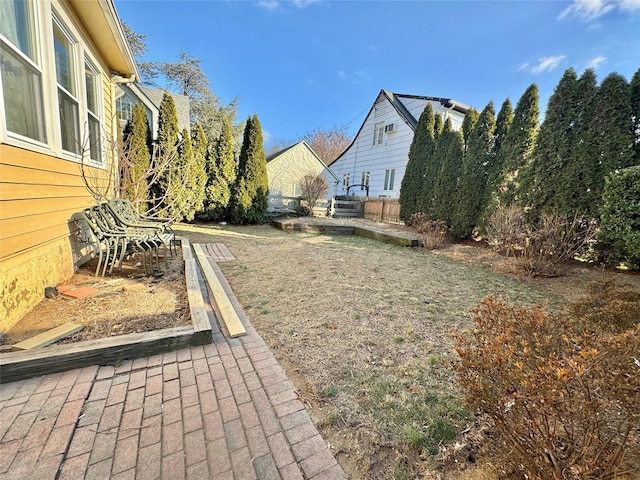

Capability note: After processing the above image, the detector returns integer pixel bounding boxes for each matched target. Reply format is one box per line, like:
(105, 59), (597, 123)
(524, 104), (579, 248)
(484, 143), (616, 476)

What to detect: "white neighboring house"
(329, 89), (470, 198)
(114, 83), (190, 137)
(266, 141), (339, 211)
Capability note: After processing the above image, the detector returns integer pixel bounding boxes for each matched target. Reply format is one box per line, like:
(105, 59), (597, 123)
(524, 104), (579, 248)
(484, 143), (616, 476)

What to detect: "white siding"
(331, 96), (412, 198)
(331, 92), (468, 200)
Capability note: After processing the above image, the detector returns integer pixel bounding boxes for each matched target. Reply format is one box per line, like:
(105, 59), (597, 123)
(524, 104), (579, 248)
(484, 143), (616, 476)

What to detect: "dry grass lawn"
(6, 218), (639, 479)
(177, 221), (617, 479)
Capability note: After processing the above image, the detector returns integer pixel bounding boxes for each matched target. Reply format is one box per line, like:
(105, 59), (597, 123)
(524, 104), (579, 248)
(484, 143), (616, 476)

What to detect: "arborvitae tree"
(153, 92), (180, 217)
(417, 110), (447, 214)
(205, 116), (236, 221)
(432, 120), (464, 224)
(121, 103), (151, 212)
(581, 72), (635, 216)
(496, 84), (539, 207)
(479, 98), (513, 232)
(519, 68), (579, 214)
(399, 103), (435, 221)
(230, 114), (268, 224)
(631, 68), (640, 162)
(452, 102), (496, 239)
(487, 98), (513, 190)
(434, 112), (443, 139)
(171, 128), (195, 220)
(190, 122), (208, 216)
(461, 107), (479, 153)
(562, 68), (599, 216)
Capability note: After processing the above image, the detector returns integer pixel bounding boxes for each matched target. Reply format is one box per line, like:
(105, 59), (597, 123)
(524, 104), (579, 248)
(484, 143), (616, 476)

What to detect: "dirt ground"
(2, 245), (190, 347)
(3, 217), (639, 479)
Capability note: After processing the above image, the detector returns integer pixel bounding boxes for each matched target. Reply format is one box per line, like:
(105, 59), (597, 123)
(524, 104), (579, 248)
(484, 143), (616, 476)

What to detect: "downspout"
(111, 74), (136, 84)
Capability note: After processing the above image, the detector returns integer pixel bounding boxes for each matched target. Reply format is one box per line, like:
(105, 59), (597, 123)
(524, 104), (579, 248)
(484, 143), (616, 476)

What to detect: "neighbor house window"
(361, 171), (370, 190)
(373, 122), (384, 145)
(84, 59), (102, 162)
(384, 168), (395, 191)
(0, 0), (47, 142)
(342, 173), (350, 191)
(54, 17), (80, 154)
(116, 93), (134, 124)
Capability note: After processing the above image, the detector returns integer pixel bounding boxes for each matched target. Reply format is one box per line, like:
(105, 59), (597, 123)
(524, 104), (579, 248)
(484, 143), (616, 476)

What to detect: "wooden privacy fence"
(363, 198), (401, 224)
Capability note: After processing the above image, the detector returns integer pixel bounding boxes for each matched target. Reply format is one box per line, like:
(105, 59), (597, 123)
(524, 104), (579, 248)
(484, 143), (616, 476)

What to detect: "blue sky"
(115, 0), (640, 148)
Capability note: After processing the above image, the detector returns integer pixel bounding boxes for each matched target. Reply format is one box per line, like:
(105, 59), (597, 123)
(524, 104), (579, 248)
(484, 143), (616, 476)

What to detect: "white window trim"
(0, 2), (109, 170)
(0, 0), (52, 154)
(84, 57), (105, 166)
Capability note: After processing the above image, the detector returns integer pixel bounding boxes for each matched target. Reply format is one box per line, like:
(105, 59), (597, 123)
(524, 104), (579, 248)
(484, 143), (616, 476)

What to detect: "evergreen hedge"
(597, 166), (640, 269)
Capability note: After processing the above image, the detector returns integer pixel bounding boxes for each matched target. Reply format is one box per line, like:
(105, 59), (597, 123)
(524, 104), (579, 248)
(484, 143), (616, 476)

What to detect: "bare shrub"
(485, 207), (598, 276)
(484, 205), (526, 257)
(453, 296), (640, 480)
(517, 213), (598, 276)
(409, 213), (448, 250)
(299, 174), (328, 215)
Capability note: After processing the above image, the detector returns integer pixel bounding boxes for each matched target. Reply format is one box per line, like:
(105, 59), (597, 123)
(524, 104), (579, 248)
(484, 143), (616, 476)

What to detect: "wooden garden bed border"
(0, 238), (212, 384)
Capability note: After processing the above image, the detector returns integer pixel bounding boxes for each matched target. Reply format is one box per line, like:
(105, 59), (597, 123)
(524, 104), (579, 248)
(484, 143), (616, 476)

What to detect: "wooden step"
(193, 244), (246, 338)
(12, 323), (83, 351)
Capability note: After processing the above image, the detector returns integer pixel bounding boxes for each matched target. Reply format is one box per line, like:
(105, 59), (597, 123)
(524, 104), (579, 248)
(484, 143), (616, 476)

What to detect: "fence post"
(330, 198), (336, 217)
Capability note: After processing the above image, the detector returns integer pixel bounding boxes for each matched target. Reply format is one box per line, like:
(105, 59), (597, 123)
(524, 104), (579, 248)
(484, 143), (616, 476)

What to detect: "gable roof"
(267, 141), (339, 182)
(330, 89), (471, 165)
(139, 86), (191, 132)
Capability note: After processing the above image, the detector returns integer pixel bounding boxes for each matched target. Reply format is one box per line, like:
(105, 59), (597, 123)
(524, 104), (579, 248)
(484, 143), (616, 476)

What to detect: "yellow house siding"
(0, 144), (113, 330)
(0, 237), (74, 333)
(0, 0), (135, 331)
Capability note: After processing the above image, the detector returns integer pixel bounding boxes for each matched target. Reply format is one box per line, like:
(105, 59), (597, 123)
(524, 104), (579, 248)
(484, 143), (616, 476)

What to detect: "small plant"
(394, 336), (405, 344)
(409, 213), (448, 250)
(403, 424), (425, 450)
(323, 385), (338, 398)
(326, 410), (339, 426)
(453, 296), (640, 480)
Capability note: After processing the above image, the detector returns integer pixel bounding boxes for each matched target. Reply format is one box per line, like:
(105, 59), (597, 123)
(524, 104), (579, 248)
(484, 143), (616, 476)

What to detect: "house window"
(361, 171), (370, 190)
(85, 59), (101, 162)
(53, 18), (80, 154)
(342, 173), (350, 191)
(373, 122), (384, 146)
(116, 94), (135, 125)
(0, 0), (47, 143)
(384, 168), (395, 191)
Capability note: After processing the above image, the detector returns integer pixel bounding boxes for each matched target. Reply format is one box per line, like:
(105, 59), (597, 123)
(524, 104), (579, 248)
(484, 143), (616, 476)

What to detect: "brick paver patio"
(0, 244), (347, 479)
